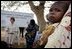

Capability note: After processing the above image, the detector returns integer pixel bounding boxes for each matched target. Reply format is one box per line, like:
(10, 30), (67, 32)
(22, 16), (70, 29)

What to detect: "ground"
(1, 30), (26, 48)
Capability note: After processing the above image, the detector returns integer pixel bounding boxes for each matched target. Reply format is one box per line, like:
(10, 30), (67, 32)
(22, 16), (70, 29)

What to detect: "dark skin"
(33, 2), (70, 48)
(37, 2), (68, 47)
(47, 3), (66, 23)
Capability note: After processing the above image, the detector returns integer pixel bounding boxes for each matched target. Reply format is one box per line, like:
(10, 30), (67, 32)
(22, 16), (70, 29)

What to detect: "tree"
(28, 1), (46, 32)
(1, 1), (54, 32)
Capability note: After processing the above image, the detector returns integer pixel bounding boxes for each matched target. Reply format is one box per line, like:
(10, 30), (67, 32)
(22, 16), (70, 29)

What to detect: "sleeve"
(5, 24), (9, 32)
(60, 4), (71, 29)
(44, 4), (71, 48)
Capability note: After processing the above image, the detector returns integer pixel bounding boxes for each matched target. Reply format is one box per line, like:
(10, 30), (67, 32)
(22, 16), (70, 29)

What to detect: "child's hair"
(46, 1), (71, 23)
(52, 1), (70, 15)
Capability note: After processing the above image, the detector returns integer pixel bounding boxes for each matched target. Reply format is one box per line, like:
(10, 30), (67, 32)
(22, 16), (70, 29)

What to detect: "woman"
(25, 19), (39, 48)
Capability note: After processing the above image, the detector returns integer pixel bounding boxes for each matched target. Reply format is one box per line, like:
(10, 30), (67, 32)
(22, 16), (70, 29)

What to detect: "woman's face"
(47, 4), (65, 23)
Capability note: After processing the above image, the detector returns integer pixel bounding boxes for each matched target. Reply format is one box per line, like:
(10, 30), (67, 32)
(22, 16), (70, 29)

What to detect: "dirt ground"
(1, 30), (27, 48)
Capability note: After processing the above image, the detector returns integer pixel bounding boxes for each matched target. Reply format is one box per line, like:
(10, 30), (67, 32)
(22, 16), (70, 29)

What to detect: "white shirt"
(6, 22), (18, 34)
(45, 4), (71, 48)
(44, 24), (71, 48)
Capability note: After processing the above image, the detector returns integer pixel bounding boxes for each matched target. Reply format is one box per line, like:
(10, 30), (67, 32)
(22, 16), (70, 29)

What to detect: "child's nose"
(50, 11), (55, 15)
(50, 13), (55, 16)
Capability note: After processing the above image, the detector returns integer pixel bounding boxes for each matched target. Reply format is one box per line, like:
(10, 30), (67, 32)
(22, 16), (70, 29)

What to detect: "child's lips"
(49, 16), (55, 20)
(48, 15), (56, 22)
(48, 18), (55, 22)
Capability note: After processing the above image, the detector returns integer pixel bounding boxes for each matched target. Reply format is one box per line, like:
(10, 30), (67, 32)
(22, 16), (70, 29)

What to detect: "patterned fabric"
(26, 24), (39, 33)
(32, 24), (56, 48)
(25, 32), (36, 48)
(44, 4), (71, 48)
(25, 24), (39, 48)
(32, 31), (41, 48)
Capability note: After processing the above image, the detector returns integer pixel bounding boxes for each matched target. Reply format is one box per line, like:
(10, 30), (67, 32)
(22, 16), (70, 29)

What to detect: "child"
(45, 3), (71, 48)
(33, 1), (70, 48)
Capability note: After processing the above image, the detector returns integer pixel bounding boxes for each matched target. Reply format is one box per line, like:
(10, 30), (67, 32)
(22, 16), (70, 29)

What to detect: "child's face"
(47, 4), (65, 23)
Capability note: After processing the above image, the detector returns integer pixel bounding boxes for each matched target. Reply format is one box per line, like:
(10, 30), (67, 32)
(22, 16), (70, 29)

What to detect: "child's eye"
(57, 9), (61, 12)
(49, 8), (61, 12)
(55, 8), (61, 12)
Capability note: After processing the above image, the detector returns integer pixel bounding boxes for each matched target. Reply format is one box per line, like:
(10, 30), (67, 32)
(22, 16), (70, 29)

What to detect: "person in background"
(5, 17), (18, 47)
(25, 19), (39, 48)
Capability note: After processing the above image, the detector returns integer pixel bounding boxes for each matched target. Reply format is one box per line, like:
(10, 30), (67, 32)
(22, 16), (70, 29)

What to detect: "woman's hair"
(26, 19), (36, 32)
(30, 19), (35, 26)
